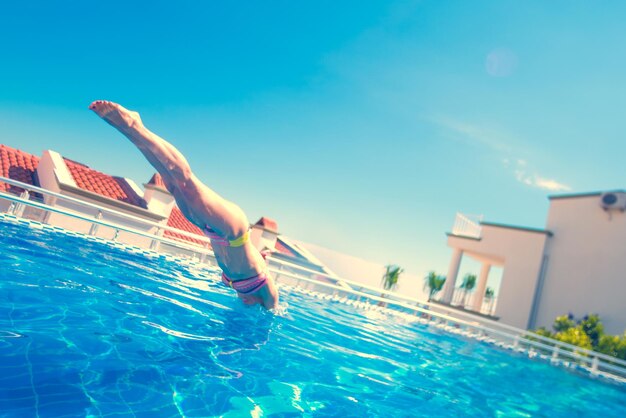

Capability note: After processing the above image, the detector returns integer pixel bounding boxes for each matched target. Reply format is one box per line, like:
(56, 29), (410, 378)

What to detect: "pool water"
(0, 220), (625, 417)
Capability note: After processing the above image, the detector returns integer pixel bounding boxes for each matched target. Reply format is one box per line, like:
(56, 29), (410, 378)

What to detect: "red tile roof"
(164, 206), (209, 246)
(255, 216), (279, 233)
(64, 158), (147, 208)
(274, 238), (299, 258)
(0, 145), (40, 194)
(60, 158), (208, 247)
(147, 173), (167, 189)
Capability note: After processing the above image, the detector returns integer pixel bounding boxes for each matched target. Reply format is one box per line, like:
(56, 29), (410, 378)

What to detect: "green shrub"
(534, 313), (626, 360)
(553, 315), (576, 333)
(554, 327), (592, 350)
(597, 333), (626, 359)
(578, 314), (604, 347)
(533, 327), (554, 339)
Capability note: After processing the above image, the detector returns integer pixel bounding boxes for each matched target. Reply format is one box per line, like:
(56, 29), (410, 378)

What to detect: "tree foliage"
(580, 314), (604, 347)
(423, 271), (446, 301)
(553, 314), (576, 333)
(460, 274), (477, 291)
(534, 313), (626, 360)
(597, 334), (626, 359)
(460, 273), (477, 306)
(554, 327), (593, 350)
(381, 264), (403, 291)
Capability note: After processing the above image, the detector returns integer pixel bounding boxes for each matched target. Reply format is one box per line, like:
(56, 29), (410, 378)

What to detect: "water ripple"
(0, 219), (624, 417)
(0, 330), (26, 338)
(142, 321), (225, 341)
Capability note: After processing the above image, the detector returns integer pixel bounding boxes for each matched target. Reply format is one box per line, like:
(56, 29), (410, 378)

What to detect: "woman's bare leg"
(89, 100), (247, 239)
(89, 100), (278, 309)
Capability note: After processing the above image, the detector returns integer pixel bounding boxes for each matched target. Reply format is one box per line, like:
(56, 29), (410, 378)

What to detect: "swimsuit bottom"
(206, 225), (269, 294)
(221, 269), (269, 294)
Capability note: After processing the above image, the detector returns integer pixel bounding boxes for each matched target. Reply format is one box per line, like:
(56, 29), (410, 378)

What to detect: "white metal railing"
(270, 263), (626, 379)
(0, 176), (216, 249)
(1, 177), (625, 383)
(446, 288), (497, 316)
(451, 212), (483, 239)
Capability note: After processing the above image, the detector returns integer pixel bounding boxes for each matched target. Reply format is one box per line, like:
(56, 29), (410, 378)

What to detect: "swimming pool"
(1, 220), (625, 417)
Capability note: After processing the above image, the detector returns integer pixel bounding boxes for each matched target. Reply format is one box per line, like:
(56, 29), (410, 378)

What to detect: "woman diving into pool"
(89, 100), (279, 310)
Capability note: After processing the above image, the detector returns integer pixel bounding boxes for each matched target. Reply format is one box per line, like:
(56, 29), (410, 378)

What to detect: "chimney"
(250, 217), (279, 252)
(143, 173), (175, 218)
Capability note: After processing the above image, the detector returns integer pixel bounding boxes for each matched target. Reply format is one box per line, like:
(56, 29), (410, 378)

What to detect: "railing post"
(273, 263), (284, 283)
(551, 345), (560, 361)
(14, 191), (29, 217)
(89, 210), (103, 236)
(452, 213), (482, 238)
(150, 227), (161, 250)
(591, 356), (599, 373)
(199, 241), (210, 264)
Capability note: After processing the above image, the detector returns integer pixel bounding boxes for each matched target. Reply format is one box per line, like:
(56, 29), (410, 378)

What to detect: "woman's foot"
(89, 100), (143, 132)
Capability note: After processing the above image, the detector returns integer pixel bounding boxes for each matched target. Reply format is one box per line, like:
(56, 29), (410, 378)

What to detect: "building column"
(471, 263), (491, 312)
(441, 248), (463, 303)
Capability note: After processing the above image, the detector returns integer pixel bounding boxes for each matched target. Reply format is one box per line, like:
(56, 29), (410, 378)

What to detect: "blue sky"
(2, 1), (626, 285)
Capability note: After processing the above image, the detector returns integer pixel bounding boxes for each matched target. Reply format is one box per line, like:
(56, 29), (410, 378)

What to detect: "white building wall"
(295, 240), (429, 301)
(250, 226), (278, 252)
(536, 195), (626, 334)
(447, 224), (549, 329)
(36, 150), (73, 195)
(143, 185), (175, 218)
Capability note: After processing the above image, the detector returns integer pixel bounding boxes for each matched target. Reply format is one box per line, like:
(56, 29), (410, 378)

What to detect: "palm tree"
(485, 286), (495, 314)
(423, 271), (446, 301)
(379, 265), (403, 307)
(381, 264), (403, 291)
(460, 273), (477, 307)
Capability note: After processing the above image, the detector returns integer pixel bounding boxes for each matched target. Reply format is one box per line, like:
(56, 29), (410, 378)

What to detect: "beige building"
(443, 191), (626, 334)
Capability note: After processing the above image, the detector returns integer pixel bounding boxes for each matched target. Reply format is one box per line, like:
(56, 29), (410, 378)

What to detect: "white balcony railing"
(448, 288), (497, 316)
(451, 212), (483, 239)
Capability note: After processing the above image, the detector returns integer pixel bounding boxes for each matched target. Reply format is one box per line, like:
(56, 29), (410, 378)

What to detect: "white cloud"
(430, 116), (512, 153)
(430, 116), (572, 192)
(531, 176), (572, 192)
(513, 160), (571, 192)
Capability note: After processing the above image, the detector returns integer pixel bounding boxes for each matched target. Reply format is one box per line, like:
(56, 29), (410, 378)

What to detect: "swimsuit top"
(203, 226), (250, 247)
